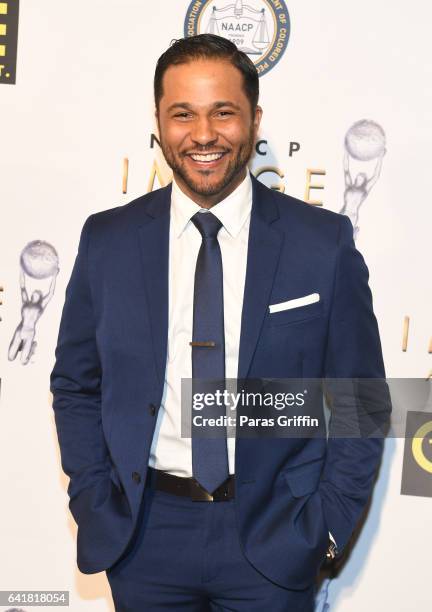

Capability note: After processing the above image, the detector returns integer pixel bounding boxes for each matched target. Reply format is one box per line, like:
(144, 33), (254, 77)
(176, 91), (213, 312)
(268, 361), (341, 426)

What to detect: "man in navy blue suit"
(50, 34), (390, 611)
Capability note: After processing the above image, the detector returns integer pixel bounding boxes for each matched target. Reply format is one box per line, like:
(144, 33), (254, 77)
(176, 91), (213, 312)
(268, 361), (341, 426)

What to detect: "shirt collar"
(171, 170), (252, 239)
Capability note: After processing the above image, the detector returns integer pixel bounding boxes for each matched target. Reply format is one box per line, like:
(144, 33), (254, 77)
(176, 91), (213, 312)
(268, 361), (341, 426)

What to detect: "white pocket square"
(269, 292), (320, 314)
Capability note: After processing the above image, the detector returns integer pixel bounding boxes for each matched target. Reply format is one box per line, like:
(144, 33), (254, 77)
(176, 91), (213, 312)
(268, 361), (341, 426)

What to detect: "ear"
(253, 105), (263, 133)
(154, 109), (160, 135)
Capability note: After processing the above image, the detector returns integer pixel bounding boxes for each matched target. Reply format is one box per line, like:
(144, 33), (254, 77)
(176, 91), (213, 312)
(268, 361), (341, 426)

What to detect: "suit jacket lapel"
(136, 183), (172, 390)
(237, 174), (284, 380)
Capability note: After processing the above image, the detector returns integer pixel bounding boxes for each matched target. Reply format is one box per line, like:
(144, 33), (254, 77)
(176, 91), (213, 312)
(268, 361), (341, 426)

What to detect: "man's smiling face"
(156, 58), (262, 207)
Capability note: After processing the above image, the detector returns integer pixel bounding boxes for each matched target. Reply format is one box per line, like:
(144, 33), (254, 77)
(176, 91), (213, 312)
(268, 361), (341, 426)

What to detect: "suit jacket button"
(132, 471), (141, 484)
(149, 403), (157, 416)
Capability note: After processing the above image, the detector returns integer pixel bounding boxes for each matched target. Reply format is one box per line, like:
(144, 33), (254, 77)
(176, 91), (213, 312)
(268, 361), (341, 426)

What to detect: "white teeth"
(190, 153), (224, 162)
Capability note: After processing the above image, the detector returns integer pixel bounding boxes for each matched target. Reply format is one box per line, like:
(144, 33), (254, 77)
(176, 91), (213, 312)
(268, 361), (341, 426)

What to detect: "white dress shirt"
(148, 170), (252, 477)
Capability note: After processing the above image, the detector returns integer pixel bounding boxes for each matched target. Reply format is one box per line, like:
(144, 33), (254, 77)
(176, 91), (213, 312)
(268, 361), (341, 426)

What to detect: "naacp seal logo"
(184, 0), (290, 77)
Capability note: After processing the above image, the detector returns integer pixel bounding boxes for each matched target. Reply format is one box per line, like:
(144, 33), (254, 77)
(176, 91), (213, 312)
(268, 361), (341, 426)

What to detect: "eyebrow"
(166, 101), (242, 113)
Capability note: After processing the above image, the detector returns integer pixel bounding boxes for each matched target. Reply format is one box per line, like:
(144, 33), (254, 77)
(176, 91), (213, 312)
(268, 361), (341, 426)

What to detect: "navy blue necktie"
(191, 210), (229, 494)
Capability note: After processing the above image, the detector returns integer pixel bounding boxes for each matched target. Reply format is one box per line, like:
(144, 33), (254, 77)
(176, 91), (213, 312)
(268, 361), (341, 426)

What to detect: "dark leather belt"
(150, 467), (235, 501)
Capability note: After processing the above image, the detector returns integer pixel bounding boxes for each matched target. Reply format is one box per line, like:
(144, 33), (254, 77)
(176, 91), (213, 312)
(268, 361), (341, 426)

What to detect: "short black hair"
(154, 34), (259, 114)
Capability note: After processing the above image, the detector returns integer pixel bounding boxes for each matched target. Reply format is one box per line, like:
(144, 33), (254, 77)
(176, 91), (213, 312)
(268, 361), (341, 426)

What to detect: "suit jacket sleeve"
(50, 214), (111, 503)
(319, 214), (391, 554)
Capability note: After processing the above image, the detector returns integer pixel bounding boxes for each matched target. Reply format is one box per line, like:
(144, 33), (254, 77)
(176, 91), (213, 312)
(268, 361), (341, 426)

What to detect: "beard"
(159, 124), (255, 197)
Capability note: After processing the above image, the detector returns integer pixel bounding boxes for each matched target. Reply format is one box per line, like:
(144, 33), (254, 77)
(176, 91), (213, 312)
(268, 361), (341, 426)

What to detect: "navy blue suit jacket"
(50, 173), (389, 589)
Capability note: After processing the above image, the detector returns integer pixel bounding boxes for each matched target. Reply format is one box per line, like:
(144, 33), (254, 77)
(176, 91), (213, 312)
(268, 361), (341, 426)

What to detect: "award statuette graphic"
(8, 241), (59, 365)
(184, 0), (290, 77)
(340, 119), (386, 240)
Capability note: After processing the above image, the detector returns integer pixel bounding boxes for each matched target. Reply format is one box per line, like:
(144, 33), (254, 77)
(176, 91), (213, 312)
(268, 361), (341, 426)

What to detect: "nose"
(190, 116), (218, 147)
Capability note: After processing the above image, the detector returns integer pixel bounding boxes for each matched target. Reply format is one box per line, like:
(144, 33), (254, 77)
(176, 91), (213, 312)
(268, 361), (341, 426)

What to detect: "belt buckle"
(190, 478), (234, 502)
(190, 480), (214, 502)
